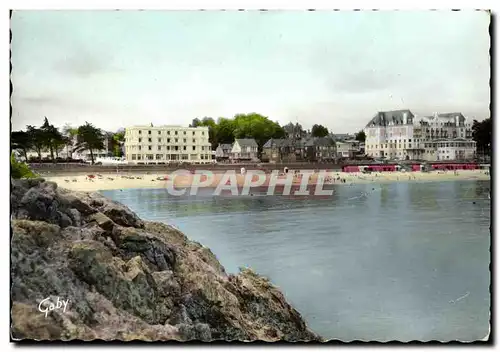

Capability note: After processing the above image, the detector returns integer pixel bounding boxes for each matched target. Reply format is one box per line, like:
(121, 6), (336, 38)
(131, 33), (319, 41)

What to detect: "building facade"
(336, 139), (361, 159)
(124, 125), (212, 164)
(364, 110), (476, 161)
(215, 143), (233, 161)
(231, 139), (259, 161)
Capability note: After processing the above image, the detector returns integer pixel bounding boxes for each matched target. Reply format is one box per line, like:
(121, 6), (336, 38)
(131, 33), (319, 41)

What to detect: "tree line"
(11, 117), (125, 164)
(189, 113), (335, 155)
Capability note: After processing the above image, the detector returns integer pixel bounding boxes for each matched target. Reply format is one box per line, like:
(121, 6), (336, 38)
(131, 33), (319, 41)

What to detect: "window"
(174, 146), (179, 151)
(158, 131), (161, 135)
(192, 131), (195, 135)
(193, 139), (196, 143)
(183, 139), (187, 143)
(183, 146), (187, 151)
(175, 138), (178, 143)
(148, 131), (152, 135)
(202, 131), (205, 135)
(156, 154), (163, 160)
(167, 131), (171, 135)
(139, 130), (142, 134)
(158, 138), (162, 143)
(158, 146), (161, 151)
(138, 146), (142, 151)
(148, 146), (152, 151)
(138, 138), (142, 143)
(175, 131), (178, 135)
(167, 146), (170, 151)
(183, 131), (186, 135)
(192, 146), (196, 151)
(167, 138), (171, 143)
(132, 154), (137, 160)
(148, 138), (152, 143)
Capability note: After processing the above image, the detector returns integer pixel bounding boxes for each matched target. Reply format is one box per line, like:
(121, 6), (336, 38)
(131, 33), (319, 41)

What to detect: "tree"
(472, 118), (492, 157)
(191, 117), (218, 150)
(216, 117), (237, 145)
(355, 130), (366, 142)
(232, 113), (286, 157)
(311, 124), (329, 138)
(41, 117), (64, 161)
(26, 125), (45, 160)
(62, 124), (79, 159)
(75, 122), (105, 165)
(11, 130), (32, 162)
(111, 129), (125, 157)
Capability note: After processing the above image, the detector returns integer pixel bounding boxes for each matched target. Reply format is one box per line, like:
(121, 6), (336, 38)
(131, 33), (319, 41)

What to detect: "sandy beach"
(43, 169), (490, 192)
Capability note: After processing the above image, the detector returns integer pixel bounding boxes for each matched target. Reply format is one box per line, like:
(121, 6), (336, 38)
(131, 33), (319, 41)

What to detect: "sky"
(11, 10), (490, 133)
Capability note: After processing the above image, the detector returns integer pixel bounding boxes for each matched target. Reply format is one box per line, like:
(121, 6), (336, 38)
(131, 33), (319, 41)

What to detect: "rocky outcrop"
(10, 178), (320, 342)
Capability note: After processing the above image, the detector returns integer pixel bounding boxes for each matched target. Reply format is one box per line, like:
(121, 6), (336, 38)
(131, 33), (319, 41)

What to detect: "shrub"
(11, 153), (37, 179)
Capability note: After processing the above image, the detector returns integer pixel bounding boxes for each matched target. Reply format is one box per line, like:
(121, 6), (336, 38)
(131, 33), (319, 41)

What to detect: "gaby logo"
(38, 296), (69, 318)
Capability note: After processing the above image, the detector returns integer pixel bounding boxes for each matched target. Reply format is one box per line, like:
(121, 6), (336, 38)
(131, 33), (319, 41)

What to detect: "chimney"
(455, 115), (459, 127)
(403, 112), (407, 125)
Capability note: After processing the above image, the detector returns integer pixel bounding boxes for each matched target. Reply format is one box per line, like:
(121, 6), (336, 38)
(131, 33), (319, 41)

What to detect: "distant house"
(231, 139), (259, 161)
(215, 143), (233, 161)
(336, 139), (361, 159)
(304, 137), (336, 162)
(262, 138), (305, 163)
(330, 133), (355, 142)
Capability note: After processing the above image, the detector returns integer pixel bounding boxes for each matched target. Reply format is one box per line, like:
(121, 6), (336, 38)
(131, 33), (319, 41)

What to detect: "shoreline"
(43, 170), (491, 193)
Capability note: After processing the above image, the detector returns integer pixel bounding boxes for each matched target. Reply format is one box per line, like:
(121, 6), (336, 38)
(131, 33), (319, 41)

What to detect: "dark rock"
(66, 209), (82, 227)
(10, 181), (321, 342)
(88, 212), (114, 232)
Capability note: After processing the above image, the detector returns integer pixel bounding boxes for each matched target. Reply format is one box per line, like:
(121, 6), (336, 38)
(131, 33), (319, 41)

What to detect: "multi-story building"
(364, 110), (476, 161)
(124, 125), (212, 164)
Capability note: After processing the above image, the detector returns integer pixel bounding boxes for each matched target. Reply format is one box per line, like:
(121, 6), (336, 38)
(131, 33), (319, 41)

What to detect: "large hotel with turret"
(364, 110), (476, 161)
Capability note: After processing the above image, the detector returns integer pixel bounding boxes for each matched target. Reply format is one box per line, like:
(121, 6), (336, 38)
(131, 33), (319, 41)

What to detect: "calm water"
(102, 180), (491, 342)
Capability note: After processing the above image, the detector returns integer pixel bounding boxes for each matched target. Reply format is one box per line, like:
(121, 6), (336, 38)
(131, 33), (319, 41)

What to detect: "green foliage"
(191, 117), (219, 150)
(355, 130), (366, 142)
(11, 130), (32, 161)
(75, 122), (105, 164)
(190, 113), (287, 156)
(111, 130), (125, 157)
(11, 153), (37, 179)
(311, 124), (329, 138)
(26, 125), (46, 160)
(41, 117), (65, 160)
(472, 118), (492, 155)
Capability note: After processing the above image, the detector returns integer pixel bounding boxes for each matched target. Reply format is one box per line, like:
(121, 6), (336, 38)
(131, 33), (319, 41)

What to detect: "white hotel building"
(364, 110), (476, 161)
(124, 125), (213, 164)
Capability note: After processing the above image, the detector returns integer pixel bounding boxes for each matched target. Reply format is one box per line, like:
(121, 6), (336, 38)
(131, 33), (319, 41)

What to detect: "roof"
(263, 138), (307, 148)
(304, 136), (335, 147)
(437, 112), (464, 119)
(217, 143), (233, 150)
(235, 138), (258, 148)
(365, 109), (415, 127)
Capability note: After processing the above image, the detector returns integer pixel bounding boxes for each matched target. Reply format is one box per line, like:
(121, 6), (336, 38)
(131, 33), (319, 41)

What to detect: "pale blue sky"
(11, 10), (490, 133)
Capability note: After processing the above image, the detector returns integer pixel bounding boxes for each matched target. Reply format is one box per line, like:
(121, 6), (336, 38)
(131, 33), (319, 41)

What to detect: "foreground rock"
(10, 178), (321, 342)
